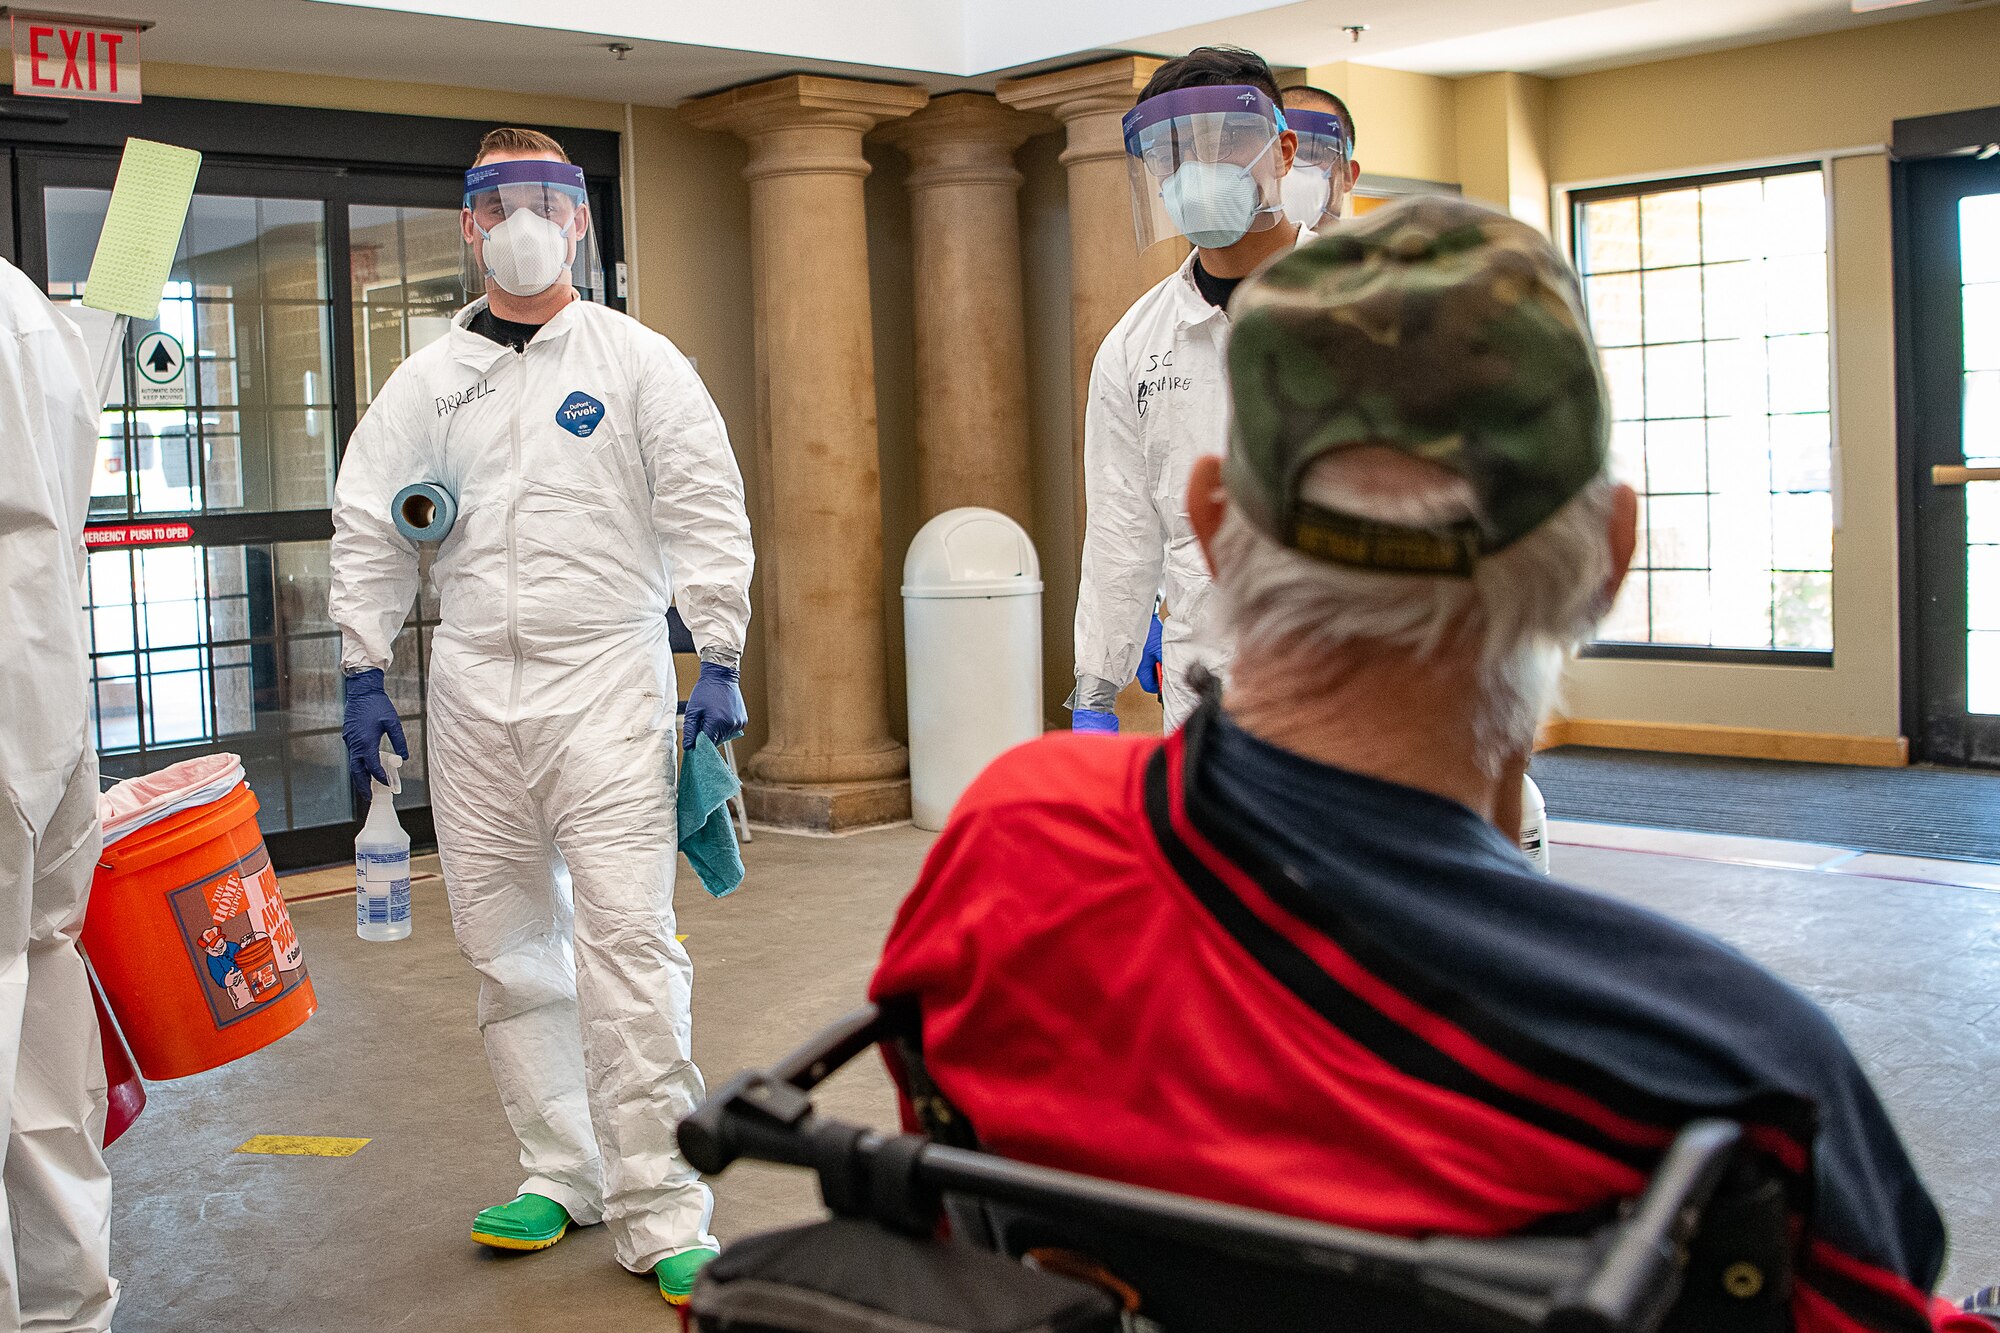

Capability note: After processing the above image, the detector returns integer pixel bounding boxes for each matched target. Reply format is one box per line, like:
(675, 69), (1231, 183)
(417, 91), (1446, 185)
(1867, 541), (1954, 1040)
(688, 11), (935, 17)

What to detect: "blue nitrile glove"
(1136, 614), (1164, 696)
(684, 660), (748, 750)
(1072, 709), (1120, 734)
(343, 669), (408, 790)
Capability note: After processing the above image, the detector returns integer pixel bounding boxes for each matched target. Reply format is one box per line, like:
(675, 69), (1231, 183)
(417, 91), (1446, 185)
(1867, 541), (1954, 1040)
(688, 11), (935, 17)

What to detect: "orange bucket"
(82, 781), (316, 1080)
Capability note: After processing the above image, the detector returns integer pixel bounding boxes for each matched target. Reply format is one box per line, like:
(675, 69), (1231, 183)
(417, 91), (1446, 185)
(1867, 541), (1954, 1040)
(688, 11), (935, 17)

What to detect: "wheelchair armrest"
(679, 1005), (895, 1175)
(1548, 1119), (1745, 1333)
(767, 1003), (900, 1090)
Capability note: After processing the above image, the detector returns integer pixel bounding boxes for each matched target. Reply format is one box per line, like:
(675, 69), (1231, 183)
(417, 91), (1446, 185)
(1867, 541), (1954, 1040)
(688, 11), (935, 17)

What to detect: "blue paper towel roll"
(393, 482), (456, 543)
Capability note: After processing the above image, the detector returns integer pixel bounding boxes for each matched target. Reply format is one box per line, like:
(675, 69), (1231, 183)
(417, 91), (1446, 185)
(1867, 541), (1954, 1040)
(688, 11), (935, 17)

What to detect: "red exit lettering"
(11, 15), (140, 104)
(83, 522), (194, 549)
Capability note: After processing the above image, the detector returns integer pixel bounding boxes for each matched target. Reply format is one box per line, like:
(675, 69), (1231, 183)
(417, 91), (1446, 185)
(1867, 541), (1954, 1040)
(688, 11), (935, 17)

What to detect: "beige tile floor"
(276, 851), (444, 902)
(97, 822), (2000, 1329)
(1553, 820), (2000, 892)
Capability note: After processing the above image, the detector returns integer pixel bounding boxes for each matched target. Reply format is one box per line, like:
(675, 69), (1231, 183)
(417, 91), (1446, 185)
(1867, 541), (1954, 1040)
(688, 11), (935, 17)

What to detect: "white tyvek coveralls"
(1076, 250), (1238, 729)
(329, 296), (753, 1272)
(1075, 233), (1314, 728)
(0, 259), (119, 1332)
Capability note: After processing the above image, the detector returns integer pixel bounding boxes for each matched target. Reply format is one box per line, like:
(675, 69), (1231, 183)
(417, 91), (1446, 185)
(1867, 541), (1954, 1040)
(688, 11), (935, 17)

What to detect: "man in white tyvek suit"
(0, 256), (120, 1332)
(1073, 46), (1309, 733)
(1278, 85), (1361, 236)
(329, 128), (753, 1306)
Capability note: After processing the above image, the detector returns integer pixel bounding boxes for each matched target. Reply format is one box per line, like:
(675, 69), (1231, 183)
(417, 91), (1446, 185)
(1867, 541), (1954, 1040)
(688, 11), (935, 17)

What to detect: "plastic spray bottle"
(356, 747), (412, 941)
(1519, 774), (1550, 875)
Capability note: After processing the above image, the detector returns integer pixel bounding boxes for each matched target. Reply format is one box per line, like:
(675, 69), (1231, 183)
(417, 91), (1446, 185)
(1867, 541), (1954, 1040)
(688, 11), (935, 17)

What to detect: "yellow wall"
(1541, 6), (2000, 741)
(1302, 63), (1550, 227)
(1454, 72), (1552, 232)
(1300, 10), (2000, 747)
(138, 61), (623, 130)
(1306, 61), (1460, 184)
(1546, 7), (2000, 184)
(1560, 152), (1904, 738)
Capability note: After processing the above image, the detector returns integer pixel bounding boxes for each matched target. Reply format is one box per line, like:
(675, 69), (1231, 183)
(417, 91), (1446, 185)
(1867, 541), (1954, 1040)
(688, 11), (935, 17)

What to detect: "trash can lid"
(902, 507), (1043, 599)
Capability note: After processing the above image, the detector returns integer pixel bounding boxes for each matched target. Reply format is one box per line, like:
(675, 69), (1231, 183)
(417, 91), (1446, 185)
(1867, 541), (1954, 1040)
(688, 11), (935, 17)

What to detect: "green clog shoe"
(470, 1193), (573, 1252)
(654, 1247), (720, 1305)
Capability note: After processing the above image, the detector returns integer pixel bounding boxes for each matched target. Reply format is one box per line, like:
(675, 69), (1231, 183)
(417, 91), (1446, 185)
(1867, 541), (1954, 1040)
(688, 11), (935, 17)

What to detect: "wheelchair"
(678, 1003), (1797, 1333)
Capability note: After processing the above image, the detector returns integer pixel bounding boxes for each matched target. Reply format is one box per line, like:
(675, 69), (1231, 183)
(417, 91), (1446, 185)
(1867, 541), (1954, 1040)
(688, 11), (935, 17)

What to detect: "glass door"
(13, 150), (467, 862)
(1901, 153), (2000, 767)
(27, 154), (353, 841)
(341, 200), (467, 826)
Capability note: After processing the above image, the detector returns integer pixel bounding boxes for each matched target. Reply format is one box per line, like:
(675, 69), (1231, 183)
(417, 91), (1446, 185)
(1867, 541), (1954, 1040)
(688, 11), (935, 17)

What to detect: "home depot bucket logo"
(169, 847), (308, 1030)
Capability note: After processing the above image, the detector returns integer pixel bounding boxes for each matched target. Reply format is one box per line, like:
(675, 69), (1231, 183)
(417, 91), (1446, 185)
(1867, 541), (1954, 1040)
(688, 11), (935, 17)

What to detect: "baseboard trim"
(742, 778), (912, 833)
(1541, 719), (1910, 768)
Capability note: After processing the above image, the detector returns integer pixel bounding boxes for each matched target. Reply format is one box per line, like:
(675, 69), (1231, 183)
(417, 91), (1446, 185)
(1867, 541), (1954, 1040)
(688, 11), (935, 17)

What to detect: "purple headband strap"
(463, 159), (587, 199)
(1284, 108), (1349, 157)
(1122, 84), (1285, 154)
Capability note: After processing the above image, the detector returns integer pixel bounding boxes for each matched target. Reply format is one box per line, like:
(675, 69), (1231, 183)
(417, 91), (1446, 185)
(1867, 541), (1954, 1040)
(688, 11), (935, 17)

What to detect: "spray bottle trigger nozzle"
(377, 741), (404, 797)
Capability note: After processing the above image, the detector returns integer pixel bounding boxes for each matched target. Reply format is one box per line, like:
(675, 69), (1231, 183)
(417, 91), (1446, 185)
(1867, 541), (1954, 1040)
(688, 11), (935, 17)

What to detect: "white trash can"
(902, 508), (1044, 832)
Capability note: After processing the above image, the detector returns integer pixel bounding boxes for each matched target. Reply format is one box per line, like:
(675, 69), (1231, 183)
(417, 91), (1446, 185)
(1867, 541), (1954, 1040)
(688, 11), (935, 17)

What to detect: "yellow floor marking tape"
(235, 1135), (372, 1158)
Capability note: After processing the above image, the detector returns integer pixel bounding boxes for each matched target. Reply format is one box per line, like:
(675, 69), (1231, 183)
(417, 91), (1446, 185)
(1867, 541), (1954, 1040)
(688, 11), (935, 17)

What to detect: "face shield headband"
(1284, 109), (1350, 172)
(1122, 85), (1292, 252)
(1279, 107), (1353, 230)
(462, 159), (598, 300)
(1122, 84), (1289, 162)
(463, 158), (590, 211)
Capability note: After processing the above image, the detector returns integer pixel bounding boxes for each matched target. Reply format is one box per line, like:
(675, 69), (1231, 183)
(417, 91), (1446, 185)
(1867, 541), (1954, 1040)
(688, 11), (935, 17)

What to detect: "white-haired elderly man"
(871, 198), (1997, 1333)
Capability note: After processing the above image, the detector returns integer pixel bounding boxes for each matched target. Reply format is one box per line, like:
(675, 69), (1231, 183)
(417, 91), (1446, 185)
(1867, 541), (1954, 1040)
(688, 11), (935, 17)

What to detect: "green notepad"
(82, 138), (202, 320)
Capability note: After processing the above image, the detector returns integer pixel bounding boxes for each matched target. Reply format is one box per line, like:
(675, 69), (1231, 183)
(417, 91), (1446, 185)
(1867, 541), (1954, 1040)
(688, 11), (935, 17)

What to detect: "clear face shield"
(461, 159), (604, 302)
(1123, 85), (1291, 252)
(1279, 109), (1353, 233)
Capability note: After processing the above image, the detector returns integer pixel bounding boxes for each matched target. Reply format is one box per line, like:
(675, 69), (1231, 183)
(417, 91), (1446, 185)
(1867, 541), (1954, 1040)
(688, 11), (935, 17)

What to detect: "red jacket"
(872, 713), (1986, 1333)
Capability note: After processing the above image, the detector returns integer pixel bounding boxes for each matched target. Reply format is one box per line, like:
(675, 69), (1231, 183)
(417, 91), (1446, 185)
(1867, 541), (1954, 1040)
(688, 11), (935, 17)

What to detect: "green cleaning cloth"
(677, 734), (744, 898)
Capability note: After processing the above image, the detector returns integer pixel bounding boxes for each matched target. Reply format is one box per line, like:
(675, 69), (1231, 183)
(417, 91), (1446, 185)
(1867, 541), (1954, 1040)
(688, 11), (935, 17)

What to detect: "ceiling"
(4, 0), (1992, 108)
(1133, 0), (2000, 77)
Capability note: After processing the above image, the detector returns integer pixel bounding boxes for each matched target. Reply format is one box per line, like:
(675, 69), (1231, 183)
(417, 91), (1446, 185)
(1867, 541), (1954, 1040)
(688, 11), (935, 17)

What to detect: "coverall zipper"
(505, 347), (526, 720)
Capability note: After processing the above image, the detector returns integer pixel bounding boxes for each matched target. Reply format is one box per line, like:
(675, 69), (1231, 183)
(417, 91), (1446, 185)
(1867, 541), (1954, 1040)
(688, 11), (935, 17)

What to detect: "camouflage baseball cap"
(1223, 195), (1608, 575)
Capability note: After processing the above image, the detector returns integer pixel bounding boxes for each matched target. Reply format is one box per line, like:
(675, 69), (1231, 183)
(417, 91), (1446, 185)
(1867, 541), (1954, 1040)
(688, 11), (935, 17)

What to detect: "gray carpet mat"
(1528, 747), (2000, 864)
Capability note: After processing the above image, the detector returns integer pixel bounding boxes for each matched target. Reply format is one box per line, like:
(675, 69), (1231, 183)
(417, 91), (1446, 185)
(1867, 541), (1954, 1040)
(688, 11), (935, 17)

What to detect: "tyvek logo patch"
(556, 391), (605, 438)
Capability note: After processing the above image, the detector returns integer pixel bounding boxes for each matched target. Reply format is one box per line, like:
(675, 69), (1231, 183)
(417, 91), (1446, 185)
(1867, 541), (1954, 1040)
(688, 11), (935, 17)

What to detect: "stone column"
(997, 57), (1187, 537)
(878, 94), (1047, 530)
(682, 75), (927, 831)
(999, 58), (1182, 735)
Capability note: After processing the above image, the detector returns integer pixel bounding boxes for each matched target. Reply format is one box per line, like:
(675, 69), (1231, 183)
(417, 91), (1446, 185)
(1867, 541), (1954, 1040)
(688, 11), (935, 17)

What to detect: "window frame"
(1566, 158), (1837, 669)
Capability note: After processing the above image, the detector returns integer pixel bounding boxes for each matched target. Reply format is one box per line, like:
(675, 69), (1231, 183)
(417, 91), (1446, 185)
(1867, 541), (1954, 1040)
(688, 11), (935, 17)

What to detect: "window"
(1572, 164), (1834, 660)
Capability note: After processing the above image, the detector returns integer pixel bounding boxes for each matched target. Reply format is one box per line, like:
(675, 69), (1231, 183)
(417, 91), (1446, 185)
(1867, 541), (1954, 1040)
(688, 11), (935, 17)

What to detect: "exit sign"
(7, 10), (144, 104)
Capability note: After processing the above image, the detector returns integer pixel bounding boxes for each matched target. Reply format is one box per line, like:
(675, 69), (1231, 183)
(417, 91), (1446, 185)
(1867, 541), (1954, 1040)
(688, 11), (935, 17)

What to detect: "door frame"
(2, 92), (624, 866)
(1891, 105), (2000, 766)
(1, 90), (626, 458)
